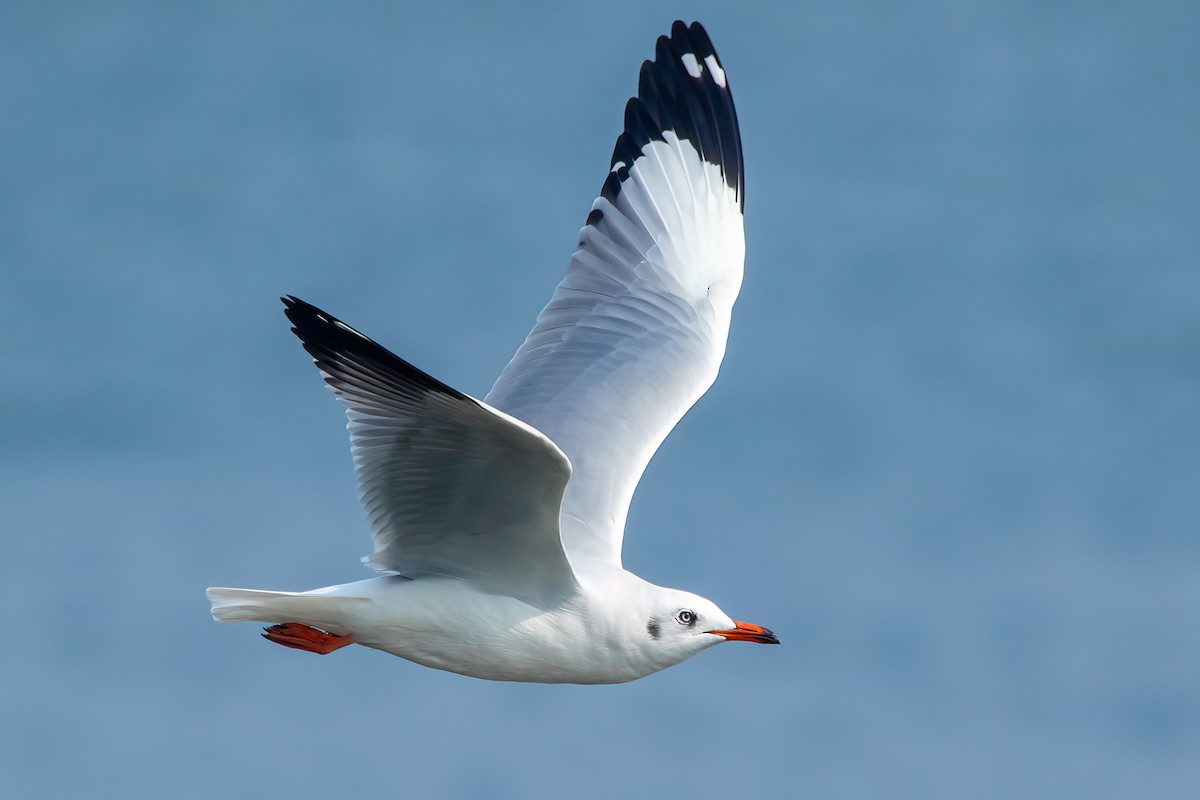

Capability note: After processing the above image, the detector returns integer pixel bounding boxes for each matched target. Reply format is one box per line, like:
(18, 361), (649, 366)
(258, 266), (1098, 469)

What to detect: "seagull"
(207, 20), (777, 684)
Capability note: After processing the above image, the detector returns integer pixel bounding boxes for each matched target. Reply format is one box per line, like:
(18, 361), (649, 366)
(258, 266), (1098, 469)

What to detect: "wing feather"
(485, 22), (744, 566)
(283, 296), (578, 604)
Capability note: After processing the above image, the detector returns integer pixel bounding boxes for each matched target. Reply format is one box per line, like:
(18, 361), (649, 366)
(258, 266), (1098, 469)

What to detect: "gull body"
(213, 568), (736, 684)
(207, 21), (778, 684)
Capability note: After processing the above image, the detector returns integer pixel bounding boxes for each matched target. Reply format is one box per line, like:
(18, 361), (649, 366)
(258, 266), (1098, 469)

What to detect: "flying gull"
(208, 20), (778, 684)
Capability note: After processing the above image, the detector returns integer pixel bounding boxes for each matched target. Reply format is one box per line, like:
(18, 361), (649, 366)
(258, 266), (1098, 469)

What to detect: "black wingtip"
(281, 294), (328, 328)
(280, 295), (471, 404)
(281, 295), (375, 347)
(281, 294), (330, 337)
(599, 21), (743, 214)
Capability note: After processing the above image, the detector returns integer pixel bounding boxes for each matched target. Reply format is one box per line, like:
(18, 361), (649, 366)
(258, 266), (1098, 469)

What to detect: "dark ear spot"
(647, 619), (660, 640)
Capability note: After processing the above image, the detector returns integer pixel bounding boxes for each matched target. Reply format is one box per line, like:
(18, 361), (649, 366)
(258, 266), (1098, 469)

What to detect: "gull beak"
(709, 620), (780, 644)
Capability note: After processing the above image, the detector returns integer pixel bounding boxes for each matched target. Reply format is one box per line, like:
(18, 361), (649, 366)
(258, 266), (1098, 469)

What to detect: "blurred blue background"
(2, 2), (1197, 797)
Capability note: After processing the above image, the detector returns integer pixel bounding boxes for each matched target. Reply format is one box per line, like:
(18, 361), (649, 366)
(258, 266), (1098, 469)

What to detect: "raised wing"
(283, 296), (579, 605)
(484, 22), (745, 567)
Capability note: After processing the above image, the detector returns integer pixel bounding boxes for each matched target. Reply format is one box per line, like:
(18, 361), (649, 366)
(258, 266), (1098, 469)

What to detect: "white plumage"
(208, 20), (776, 684)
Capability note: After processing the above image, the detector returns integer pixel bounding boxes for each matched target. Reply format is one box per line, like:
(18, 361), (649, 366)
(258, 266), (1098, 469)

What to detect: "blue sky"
(2, 2), (1197, 798)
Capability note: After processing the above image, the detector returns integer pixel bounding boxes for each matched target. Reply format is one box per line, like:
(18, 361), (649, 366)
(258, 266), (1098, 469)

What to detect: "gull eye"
(676, 609), (696, 626)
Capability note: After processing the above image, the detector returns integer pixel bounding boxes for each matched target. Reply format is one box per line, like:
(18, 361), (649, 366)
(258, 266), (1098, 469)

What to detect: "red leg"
(262, 623), (354, 655)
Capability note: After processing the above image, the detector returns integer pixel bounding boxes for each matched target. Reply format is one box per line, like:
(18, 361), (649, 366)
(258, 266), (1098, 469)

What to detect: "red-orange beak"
(709, 620), (780, 644)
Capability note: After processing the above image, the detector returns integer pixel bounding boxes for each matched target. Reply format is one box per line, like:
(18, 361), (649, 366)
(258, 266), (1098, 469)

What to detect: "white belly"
(317, 576), (656, 684)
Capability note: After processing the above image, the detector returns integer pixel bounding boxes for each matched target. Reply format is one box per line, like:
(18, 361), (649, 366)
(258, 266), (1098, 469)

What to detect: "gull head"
(622, 583), (779, 674)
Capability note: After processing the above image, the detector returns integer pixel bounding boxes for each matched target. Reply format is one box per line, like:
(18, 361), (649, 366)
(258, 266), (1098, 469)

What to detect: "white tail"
(207, 587), (362, 633)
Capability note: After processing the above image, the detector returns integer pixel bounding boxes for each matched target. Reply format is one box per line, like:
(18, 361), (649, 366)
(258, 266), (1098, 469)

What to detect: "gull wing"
(485, 22), (745, 567)
(283, 296), (579, 605)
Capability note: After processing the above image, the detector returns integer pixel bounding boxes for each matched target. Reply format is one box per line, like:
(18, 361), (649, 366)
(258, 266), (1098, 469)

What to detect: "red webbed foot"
(262, 622), (353, 655)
